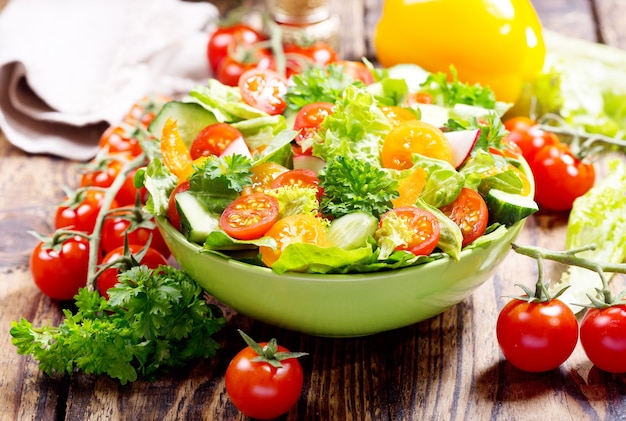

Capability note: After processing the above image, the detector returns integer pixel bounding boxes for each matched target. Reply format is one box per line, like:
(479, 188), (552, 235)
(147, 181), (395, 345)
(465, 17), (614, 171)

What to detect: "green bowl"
(156, 216), (525, 337)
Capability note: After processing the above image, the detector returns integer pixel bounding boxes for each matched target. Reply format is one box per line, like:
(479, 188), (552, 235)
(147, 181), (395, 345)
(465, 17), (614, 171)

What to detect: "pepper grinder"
(267, 0), (340, 49)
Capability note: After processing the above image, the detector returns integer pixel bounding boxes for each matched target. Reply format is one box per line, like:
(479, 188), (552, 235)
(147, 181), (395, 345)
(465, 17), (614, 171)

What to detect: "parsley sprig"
(10, 265), (226, 384)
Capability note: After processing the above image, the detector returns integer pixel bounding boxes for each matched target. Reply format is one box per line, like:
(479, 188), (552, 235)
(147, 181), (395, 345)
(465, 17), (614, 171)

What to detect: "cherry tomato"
(496, 297), (578, 372)
(167, 180), (190, 231)
(293, 102), (334, 152)
(123, 94), (172, 128)
(381, 120), (452, 169)
(504, 116), (559, 163)
(238, 68), (288, 115)
(225, 335), (305, 420)
(100, 212), (170, 258)
(30, 235), (91, 301)
(55, 189), (119, 234)
(99, 124), (144, 157)
(379, 106), (418, 127)
(336, 60), (374, 84)
(379, 206), (440, 256)
(96, 244), (169, 299)
(580, 305), (626, 373)
(271, 168), (323, 200)
(220, 193), (280, 240)
(207, 23), (265, 74)
(259, 214), (327, 267)
(244, 162), (288, 195)
(529, 143), (595, 211)
(405, 92), (434, 106)
(439, 188), (489, 247)
(217, 49), (275, 87)
(160, 118), (192, 179)
(284, 42), (337, 76)
(190, 123), (245, 160)
(80, 152), (146, 207)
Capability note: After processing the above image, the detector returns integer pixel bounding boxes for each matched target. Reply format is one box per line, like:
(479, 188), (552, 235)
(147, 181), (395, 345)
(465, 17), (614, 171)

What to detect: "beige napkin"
(0, 0), (218, 160)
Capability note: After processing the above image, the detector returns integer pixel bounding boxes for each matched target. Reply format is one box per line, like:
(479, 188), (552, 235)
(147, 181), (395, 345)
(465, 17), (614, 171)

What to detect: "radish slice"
(219, 137), (252, 159)
(444, 129), (481, 169)
(293, 154), (326, 173)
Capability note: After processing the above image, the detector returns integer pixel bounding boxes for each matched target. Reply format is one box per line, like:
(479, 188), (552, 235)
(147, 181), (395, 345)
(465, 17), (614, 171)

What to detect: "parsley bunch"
(319, 156), (399, 219)
(10, 265), (225, 384)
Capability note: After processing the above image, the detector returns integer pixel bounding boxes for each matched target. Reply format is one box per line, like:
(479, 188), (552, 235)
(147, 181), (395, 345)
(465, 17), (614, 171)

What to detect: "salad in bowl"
(141, 61), (537, 336)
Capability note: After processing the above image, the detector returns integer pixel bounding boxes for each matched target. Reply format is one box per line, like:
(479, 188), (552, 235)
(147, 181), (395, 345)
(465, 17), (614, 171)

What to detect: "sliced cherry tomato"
(207, 23), (265, 74)
(167, 180), (190, 231)
(80, 152), (146, 206)
(293, 102), (334, 148)
(379, 106), (418, 127)
(220, 193), (280, 241)
(259, 214), (327, 267)
(30, 235), (91, 301)
(405, 92), (434, 106)
(190, 123), (245, 160)
(244, 162), (289, 194)
(496, 296), (578, 372)
(225, 332), (305, 420)
(580, 305), (626, 373)
(439, 188), (489, 247)
(379, 206), (440, 256)
(100, 212), (170, 258)
(123, 94), (171, 128)
(217, 49), (275, 87)
(529, 143), (595, 211)
(271, 168), (320, 190)
(381, 120), (452, 169)
(238, 68), (288, 115)
(96, 244), (169, 299)
(336, 60), (374, 84)
(99, 124), (144, 157)
(55, 189), (119, 234)
(284, 42), (337, 76)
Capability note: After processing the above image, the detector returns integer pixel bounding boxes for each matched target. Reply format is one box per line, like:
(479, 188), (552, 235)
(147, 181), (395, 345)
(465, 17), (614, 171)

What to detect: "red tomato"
(123, 94), (172, 128)
(99, 124), (144, 157)
(216, 50), (275, 87)
(220, 193), (280, 240)
(80, 153), (146, 207)
(100, 212), (170, 258)
(336, 60), (374, 84)
(96, 244), (169, 299)
(504, 117), (559, 163)
(55, 189), (119, 234)
(244, 162), (288, 194)
(379, 206), (440, 256)
(190, 123), (245, 160)
(259, 214), (327, 267)
(439, 188), (489, 247)
(284, 42), (337, 76)
(580, 305), (626, 373)
(405, 92), (434, 106)
(496, 297), (578, 372)
(293, 102), (334, 150)
(30, 235), (90, 301)
(207, 23), (265, 74)
(238, 68), (288, 115)
(529, 143), (595, 211)
(225, 336), (305, 420)
(270, 168), (323, 200)
(167, 180), (190, 231)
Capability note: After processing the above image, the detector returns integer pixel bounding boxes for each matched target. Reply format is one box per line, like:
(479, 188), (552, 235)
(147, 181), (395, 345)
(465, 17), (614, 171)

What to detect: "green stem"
(86, 153), (146, 291)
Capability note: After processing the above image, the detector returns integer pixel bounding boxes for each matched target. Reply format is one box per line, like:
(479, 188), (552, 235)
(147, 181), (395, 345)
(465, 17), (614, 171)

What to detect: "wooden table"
(2, 1), (626, 419)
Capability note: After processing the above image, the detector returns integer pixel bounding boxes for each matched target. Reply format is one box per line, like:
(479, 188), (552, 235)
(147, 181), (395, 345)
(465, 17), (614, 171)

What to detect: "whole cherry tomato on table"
(100, 211), (171, 258)
(496, 295), (578, 372)
(55, 189), (119, 234)
(504, 116), (559, 163)
(99, 123), (145, 157)
(225, 330), (307, 420)
(123, 94), (172, 128)
(580, 305), (626, 373)
(207, 23), (265, 74)
(529, 142), (595, 212)
(96, 244), (169, 299)
(30, 235), (91, 301)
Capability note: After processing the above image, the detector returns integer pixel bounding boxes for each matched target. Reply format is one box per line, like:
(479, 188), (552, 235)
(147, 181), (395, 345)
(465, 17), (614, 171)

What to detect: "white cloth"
(0, 0), (218, 160)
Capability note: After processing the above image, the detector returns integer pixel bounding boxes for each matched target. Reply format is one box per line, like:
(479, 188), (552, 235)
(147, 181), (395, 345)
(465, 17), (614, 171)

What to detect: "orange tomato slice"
(160, 118), (192, 178)
(381, 120), (453, 169)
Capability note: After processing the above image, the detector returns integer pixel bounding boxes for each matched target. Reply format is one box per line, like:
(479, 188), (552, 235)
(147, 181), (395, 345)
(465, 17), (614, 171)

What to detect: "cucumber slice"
(326, 212), (379, 250)
(175, 191), (220, 244)
(148, 101), (217, 148)
(485, 189), (538, 226)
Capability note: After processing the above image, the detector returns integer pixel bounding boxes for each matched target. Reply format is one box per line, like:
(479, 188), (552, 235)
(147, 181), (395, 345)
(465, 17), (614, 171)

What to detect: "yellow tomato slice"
(381, 120), (453, 170)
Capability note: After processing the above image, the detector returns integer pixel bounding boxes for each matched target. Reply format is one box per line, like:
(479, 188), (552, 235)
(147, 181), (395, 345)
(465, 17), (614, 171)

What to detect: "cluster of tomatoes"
(207, 21), (373, 87)
(30, 95), (173, 302)
(497, 287), (626, 374)
(503, 116), (595, 212)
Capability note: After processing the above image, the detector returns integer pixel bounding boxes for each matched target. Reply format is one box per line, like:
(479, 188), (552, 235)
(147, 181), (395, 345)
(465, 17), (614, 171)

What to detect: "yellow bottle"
(374, 0), (546, 104)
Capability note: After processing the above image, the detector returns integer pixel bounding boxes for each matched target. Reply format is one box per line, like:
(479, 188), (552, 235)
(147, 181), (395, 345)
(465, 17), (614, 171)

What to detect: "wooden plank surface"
(1, 1), (626, 420)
